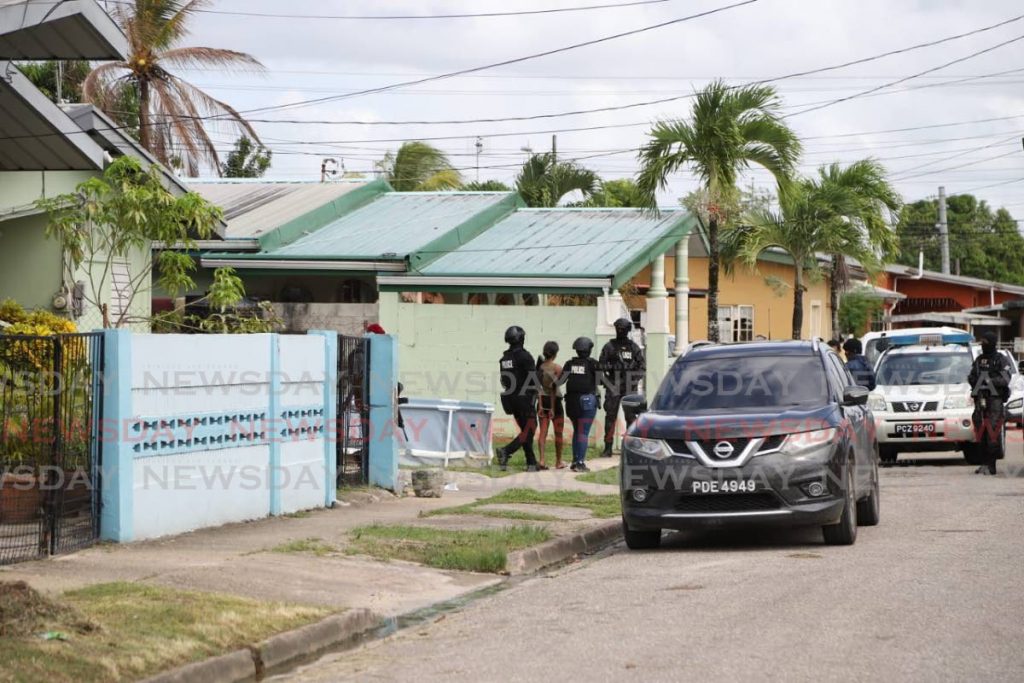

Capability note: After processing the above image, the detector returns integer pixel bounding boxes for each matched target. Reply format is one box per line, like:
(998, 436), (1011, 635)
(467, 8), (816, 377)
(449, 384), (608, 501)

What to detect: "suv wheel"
(622, 520), (661, 550)
(856, 454), (881, 527)
(823, 462), (858, 545)
(879, 446), (898, 465)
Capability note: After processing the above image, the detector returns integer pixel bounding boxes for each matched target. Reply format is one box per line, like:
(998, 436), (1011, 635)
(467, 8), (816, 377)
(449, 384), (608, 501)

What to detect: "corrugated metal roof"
(0, 1), (126, 59)
(189, 181), (369, 239)
(0, 63), (104, 170)
(271, 192), (516, 259)
(422, 208), (691, 277)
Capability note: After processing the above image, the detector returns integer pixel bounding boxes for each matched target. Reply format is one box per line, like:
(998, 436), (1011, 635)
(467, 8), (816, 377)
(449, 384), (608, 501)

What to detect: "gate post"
(309, 331), (338, 506)
(100, 329), (133, 542)
(366, 333), (399, 491)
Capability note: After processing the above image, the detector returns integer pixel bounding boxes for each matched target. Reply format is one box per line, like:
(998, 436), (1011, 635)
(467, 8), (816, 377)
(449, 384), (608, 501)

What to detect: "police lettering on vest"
(570, 365), (586, 375)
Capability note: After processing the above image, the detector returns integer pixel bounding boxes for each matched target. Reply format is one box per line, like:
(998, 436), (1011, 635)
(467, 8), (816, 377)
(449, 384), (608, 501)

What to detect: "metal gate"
(0, 333), (103, 565)
(337, 335), (370, 486)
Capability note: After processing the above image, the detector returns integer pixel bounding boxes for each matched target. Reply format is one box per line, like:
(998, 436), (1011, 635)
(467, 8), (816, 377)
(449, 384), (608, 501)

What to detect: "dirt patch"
(0, 581), (97, 638)
(787, 552), (823, 560)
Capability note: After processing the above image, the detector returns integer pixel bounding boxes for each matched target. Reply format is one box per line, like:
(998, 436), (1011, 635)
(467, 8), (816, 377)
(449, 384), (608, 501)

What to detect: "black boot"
(601, 443), (613, 458)
(495, 447), (509, 471)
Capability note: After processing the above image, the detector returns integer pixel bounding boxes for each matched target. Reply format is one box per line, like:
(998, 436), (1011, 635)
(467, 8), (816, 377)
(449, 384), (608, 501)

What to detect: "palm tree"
(82, 0), (264, 176)
(813, 160), (901, 337)
(636, 80), (801, 342)
(515, 152), (599, 208)
(460, 180), (512, 192)
(731, 180), (876, 339)
(378, 141), (462, 191)
(572, 178), (645, 207)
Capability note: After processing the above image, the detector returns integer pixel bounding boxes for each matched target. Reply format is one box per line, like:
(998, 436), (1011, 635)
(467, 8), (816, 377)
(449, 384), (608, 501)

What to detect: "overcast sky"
(169, 0), (1024, 215)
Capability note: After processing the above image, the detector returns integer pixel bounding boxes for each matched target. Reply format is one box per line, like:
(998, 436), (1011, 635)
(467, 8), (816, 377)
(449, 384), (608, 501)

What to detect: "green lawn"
(425, 487), (621, 520)
(347, 524), (551, 574)
(576, 465), (620, 486)
(0, 582), (329, 683)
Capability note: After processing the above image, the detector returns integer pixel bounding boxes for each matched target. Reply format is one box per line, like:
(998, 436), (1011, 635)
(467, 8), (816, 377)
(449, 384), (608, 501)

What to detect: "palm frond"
(160, 46), (264, 72)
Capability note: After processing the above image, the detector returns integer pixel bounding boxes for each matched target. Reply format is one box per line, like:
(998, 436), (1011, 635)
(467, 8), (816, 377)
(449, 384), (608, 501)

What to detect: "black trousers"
(603, 391), (639, 445)
(972, 396), (1004, 470)
(501, 406), (538, 466)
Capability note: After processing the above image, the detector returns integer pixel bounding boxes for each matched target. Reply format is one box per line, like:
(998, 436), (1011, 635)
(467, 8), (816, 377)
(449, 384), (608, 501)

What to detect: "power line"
(231, 0), (761, 117)
(95, 0), (680, 21)
(783, 30), (1024, 119)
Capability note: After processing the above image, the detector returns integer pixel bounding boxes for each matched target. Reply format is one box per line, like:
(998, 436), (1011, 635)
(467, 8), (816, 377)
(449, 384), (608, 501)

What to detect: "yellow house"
(632, 231), (834, 342)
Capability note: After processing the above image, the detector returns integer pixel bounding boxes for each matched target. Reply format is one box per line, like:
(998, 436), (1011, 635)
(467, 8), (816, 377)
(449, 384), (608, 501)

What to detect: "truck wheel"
(879, 446), (898, 465)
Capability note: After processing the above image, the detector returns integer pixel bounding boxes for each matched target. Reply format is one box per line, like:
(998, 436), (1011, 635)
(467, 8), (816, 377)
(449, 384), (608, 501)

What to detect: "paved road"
(285, 451), (1024, 682)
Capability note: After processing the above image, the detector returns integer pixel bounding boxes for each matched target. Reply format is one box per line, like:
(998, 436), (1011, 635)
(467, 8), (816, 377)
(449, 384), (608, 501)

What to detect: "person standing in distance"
(843, 338), (875, 391)
(561, 337), (600, 472)
(968, 332), (1010, 475)
(599, 317), (645, 457)
(496, 325), (540, 472)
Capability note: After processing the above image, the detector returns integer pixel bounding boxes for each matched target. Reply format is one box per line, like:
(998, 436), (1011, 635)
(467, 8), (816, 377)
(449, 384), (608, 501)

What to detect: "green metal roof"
(256, 191), (521, 261)
(418, 208), (695, 288)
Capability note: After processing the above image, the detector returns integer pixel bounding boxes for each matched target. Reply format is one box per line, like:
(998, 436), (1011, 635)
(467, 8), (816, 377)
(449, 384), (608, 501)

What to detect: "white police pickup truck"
(869, 331), (980, 464)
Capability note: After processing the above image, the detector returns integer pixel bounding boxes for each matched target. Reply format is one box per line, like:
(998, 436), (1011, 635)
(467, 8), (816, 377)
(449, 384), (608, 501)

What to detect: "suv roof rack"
(682, 340), (715, 355)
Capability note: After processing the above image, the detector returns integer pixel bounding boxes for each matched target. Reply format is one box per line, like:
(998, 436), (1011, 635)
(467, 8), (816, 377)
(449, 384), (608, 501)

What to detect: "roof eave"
(0, 0), (128, 60)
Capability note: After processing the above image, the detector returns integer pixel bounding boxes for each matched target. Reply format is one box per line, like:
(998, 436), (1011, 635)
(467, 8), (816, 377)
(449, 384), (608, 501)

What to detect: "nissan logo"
(712, 441), (735, 459)
(908, 402), (921, 412)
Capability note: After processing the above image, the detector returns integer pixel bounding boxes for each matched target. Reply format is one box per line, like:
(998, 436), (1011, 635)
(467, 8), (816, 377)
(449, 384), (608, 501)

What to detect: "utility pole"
(551, 134), (557, 162)
(474, 137), (483, 182)
(937, 185), (950, 275)
(55, 61), (63, 103)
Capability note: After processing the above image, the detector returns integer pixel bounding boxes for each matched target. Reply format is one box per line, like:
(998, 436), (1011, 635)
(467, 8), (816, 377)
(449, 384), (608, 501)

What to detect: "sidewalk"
(0, 459), (621, 620)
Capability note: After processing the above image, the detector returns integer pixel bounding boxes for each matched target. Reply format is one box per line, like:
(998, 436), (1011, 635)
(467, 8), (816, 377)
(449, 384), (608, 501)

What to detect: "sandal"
(535, 464), (550, 471)
(555, 463), (567, 469)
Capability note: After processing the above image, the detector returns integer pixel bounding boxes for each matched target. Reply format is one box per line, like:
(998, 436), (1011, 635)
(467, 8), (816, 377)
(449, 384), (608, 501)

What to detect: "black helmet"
(572, 337), (594, 356)
(504, 325), (525, 345)
(613, 318), (632, 333)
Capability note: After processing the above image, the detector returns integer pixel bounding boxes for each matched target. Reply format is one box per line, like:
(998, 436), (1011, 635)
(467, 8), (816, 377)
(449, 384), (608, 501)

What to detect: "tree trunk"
(829, 257), (841, 339)
(707, 215), (720, 343)
(792, 265), (804, 340)
(138, 78), (151, 154)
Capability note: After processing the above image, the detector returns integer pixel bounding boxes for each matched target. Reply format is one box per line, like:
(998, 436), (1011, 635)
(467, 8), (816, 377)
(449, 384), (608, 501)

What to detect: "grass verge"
(425, 487), (621, 520)
(271, 537), (337, 556)
(576, 465), (620, 486)
(0, 581), (329, 683)
(347, 524), (550, 574)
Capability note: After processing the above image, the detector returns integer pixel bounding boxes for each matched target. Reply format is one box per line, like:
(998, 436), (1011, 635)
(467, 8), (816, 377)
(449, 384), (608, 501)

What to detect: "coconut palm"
(814, 160), (901, 337)
(731, 179), (876, 340)
(515, 152), (599, 208)
(82, 0), (264, 176)
(636, 80), (801, 342)
(377, 141), (462, 191)
(460, 179), (513, 192)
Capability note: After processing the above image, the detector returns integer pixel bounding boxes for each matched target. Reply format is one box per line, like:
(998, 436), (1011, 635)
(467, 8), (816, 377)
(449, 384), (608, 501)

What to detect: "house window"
(870, 309), (885, 332)
(718, 305), (754, 342)
(810, 301), (823, 339)
(109, 260), (131, 323)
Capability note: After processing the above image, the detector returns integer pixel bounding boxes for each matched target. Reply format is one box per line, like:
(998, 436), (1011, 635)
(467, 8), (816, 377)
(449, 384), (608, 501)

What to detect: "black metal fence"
(337, 335), (370, 486)
(0, 333), (103, 565)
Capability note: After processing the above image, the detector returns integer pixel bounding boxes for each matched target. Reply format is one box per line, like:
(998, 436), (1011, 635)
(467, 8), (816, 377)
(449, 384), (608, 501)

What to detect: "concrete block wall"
(101, 330), (339, 542)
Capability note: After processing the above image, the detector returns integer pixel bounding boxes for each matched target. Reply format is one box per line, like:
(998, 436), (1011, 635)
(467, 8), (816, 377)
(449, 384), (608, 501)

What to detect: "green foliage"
(151, 301), (283, 335)
(515, 152), (599, 207)
(220, 136), (272, 177)
(838, 289), (884, 336)
(571, 178), (644, 207)
(36, 156), (231, 328)
(636, 80), (801, 343)
(460, 180), (513, 192)
(18, 61), (141, 139)
(378, 141), (462, 191)
(896, 194), (1024, 284)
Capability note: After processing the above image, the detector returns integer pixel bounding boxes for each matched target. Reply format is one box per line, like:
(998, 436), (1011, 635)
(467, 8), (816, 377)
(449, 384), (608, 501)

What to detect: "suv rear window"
(652, 355), (829, 412)
(876, 352), (972, 386)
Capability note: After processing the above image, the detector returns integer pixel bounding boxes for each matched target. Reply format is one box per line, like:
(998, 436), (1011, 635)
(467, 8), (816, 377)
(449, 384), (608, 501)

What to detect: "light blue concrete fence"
(98, 329), (398, 542)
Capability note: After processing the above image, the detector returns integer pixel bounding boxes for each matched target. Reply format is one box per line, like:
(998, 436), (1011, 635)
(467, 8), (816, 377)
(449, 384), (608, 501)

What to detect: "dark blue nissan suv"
(620, 340), (880, 549)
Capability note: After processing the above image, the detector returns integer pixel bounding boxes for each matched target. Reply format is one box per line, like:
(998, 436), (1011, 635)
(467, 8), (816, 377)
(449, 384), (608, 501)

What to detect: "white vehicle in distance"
(869, 339), (978, 465)
(863, 326), (969, 367)
(1000, 349), (1024, 428)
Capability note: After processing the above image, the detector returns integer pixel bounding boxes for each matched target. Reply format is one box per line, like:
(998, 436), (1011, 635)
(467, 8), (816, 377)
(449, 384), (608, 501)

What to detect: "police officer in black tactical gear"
(599, 317), (646, 458)
(968, 332), (1011, 475)
(496, 325), (540, 472)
